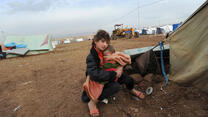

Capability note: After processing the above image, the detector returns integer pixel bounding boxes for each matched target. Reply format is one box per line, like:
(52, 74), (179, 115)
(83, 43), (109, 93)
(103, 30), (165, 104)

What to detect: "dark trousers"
(117, 73), (134, 90)
(81, 74), (134, 102)
(98, 82), (120, 101)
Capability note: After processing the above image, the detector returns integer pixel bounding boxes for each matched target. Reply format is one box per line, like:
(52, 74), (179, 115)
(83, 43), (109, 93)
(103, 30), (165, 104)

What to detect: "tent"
(146, 27), (156, 35)
(64, 39), (71, 44)
(168, 1), (208, 93)
(160, 25), (173, 33)
(4, 34), (53, 57)
(52, 40), (58, 48)
(75, 38), (84, 42)
(156, 27), (164, 34)
(141, 29), (148, 35)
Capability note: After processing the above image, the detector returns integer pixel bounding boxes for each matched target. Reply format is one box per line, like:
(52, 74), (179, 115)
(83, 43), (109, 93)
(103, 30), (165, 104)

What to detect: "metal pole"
(137, 0), (140, 30)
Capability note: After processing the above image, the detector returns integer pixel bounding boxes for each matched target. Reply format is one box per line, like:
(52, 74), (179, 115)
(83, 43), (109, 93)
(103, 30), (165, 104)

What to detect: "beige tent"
(168, 1), (208, 92)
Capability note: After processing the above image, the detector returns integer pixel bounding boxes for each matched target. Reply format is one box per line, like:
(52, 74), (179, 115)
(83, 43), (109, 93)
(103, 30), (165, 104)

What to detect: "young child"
(103, 45), (131, 82)
(103, 45), (145, 102)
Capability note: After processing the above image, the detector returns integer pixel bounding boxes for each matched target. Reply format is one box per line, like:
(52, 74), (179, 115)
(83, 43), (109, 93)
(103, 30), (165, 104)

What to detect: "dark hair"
(92, 30), (111, 46)
(104, 45), (115, 53)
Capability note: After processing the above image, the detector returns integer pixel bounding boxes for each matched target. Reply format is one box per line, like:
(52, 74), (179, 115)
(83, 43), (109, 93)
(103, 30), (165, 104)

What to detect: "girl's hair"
(92, 30), (111, 46)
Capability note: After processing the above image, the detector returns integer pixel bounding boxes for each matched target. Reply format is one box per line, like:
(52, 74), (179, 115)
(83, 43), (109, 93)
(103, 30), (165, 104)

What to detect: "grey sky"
(0, 0), (206, 36)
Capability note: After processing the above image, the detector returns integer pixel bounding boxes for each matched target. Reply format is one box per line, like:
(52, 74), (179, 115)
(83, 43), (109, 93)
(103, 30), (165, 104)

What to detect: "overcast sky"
(0, 0), (206, 37)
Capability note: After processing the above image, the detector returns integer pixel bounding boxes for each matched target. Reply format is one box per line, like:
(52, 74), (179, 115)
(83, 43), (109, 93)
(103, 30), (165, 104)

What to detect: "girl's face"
(94, 38), (108, 51)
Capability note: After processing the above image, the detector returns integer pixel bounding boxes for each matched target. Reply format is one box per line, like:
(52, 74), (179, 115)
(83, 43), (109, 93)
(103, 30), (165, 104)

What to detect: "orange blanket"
(83, 76), (104, 101)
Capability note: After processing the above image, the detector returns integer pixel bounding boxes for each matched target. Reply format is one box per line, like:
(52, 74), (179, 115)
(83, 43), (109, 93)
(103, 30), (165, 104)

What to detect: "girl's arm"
(115, 66), (123, 78)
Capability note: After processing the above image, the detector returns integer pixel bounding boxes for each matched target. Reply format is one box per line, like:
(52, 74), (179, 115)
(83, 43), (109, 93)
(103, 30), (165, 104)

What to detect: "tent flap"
(169, 1), (208, 93)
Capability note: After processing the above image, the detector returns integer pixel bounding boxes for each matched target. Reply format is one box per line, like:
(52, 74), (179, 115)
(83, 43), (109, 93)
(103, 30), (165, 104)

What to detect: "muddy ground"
(0, 35), (207, 117)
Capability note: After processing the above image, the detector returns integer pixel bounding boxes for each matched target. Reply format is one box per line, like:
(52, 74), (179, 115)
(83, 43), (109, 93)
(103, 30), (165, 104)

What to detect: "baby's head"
(103, 45), (115, 56)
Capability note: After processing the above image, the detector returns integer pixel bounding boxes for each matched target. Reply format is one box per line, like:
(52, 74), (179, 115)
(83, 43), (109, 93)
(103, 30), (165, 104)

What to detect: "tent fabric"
(4, 34), (53, 51)
(135, 50), (152, 76)
(5, 48), (29, 56)
(123, 44), (169, 56)
(168, 1), (208, 93)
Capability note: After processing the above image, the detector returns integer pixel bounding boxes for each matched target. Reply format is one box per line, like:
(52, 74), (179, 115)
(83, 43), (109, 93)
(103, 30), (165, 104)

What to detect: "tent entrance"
(124, 48), (170, 77)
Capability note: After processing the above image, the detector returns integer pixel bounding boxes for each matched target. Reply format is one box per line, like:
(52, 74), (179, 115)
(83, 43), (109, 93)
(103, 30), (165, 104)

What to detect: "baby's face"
(103, 50), (113, 56)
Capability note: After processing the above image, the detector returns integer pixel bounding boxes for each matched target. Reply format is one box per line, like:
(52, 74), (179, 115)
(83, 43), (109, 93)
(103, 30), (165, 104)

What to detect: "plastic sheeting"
(6, 48), (29, 56)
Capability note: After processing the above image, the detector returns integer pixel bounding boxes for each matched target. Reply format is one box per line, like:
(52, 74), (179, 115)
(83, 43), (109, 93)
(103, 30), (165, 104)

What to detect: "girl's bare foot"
(88, 100), (99, 117)
(131, 89), (145, 99)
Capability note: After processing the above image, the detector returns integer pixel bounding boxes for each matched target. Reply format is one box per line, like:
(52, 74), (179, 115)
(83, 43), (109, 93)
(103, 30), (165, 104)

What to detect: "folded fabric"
(83, 76), (104, 101)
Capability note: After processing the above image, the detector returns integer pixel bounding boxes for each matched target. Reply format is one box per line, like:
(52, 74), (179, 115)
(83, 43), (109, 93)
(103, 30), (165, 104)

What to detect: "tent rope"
(141, 39), (169, 87)
(159, 41), (168, 86)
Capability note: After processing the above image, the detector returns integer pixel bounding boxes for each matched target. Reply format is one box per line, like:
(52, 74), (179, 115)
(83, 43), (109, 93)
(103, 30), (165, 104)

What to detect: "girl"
(82, 30), (144, 117)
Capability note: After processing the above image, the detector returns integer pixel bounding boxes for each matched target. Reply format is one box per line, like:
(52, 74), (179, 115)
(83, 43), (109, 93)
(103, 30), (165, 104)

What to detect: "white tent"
(64, 39), (71, 44)
(147, 27), (157, 35)
(52, 40), (58, 48)
(160, 25), (173, 33)
(75, 38), (84, 42)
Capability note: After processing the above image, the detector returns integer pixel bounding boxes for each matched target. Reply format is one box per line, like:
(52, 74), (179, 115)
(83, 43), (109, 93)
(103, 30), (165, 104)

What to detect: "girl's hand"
(115, 66), (123, 78)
